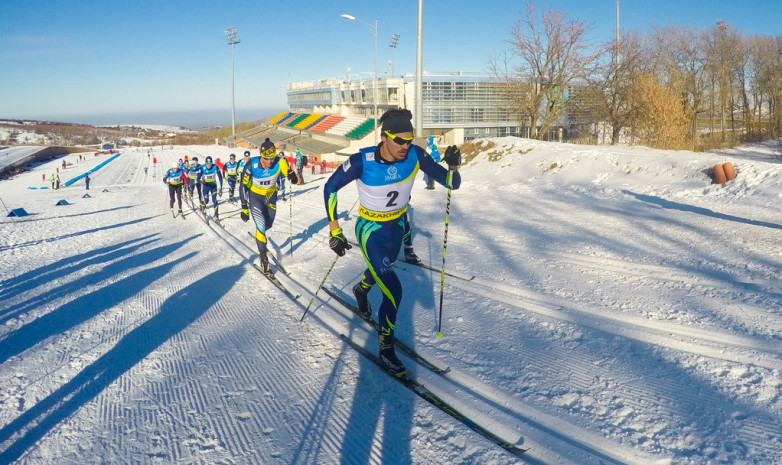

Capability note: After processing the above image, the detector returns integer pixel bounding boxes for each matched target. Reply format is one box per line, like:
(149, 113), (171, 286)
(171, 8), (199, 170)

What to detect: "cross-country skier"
(186, 157), (203, 207)
(222, 153), (240, 202)
(424, 136), (441, 190)
(163, 161), (186, 215)
(276, 151), (288, 201)
(238, 150), (251, 173)
(295, 149), (305, 184)
(240, 138), (298, 275)
(322, 108), (462, 378)
(198, 156), (223, 217)
(400, 210), (423, 265)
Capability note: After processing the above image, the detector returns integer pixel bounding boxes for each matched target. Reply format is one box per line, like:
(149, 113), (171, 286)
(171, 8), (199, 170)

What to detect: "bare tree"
(579, 31), (648, 144)
(490, 2), (599, 140)
(703, 21), (742, 141)
(649, 26), (708, 147)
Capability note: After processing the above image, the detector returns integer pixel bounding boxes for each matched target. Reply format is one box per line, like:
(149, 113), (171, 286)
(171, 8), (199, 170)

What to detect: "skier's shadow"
(0, 262), (245, 463)
(338, 341), (415, 464)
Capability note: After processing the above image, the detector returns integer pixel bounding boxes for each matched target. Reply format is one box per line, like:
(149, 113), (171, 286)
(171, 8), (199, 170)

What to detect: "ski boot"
(213, 207), (219, 219)
(379, 334), (406, 378)
(200, 203), (206, 214)
(259, 253), (273, 277)
(352, 282), (372, 320)
(404, 246), (423, 265)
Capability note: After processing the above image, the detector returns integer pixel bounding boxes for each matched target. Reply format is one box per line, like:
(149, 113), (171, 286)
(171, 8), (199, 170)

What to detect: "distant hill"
(0, 119), (215, 147)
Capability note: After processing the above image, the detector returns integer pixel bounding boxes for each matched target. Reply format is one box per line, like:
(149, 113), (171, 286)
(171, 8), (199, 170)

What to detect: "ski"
(339, 334), (527, 457)
(247, 232), (290, 275)
(268, 253), (290, 275)
(211, 212), (225, 229)
(322, 287), (450, 375)
(403, 259), (476, 282)
(252, 264), (301, 300)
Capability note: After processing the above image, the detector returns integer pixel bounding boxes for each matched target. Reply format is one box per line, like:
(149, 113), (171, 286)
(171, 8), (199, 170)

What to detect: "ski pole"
(300, 254), (339, 322)
(289, 180), (293, 256)
(436, 171), (454, 338)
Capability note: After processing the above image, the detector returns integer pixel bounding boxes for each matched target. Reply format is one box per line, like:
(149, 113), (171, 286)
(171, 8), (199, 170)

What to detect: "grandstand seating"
(303, 114), (328, 130)
(268, 112), (290, 124)
(309, 115), (344, 132)
(277, 113), (298, 125)
(325, 117), (366, 137)
(294, 113), (323, 129)
(344, 119), (378, 140)
(286, 114), (310, 127)
(233, 111), (380, 157)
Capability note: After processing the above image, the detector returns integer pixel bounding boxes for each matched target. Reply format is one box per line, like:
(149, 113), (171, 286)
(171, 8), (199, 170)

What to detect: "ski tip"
(506, 445), (529, 457)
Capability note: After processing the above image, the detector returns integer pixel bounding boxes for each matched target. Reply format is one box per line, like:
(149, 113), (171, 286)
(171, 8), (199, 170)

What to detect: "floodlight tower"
(389, 33), (400, 78)
(224, 27), (240, 137)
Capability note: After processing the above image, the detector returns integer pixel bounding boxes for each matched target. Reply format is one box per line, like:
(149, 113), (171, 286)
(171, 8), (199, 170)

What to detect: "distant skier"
(55, 174), (60, 190)
(240, 138), (298, 275)
(198, 156), (223, 217)
(50, 174), (55, 189)
(424, 136), (441, 190)
(295, 149), (305, 184)
(238, 150), (251, 173)
(85, 174), (90, 190)
(276, 152), (290, 201)
(222, 153), (240, 202)
(163, 162), (186, 214)
(322, 108), (462, 378)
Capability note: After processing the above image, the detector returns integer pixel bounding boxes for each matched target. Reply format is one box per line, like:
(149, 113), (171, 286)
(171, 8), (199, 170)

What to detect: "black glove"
(443, 146), (461, 167)
(288, 171), (298, 184)
(240, 203), (249, 222)
(218, 188), (223, 197)
(329, 228), (352, 256)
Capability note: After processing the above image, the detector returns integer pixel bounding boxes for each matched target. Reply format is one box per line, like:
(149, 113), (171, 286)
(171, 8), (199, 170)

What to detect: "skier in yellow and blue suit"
(323, 109), (462, 377)
(198, 156), (223, 217)
(240, 138), (298, 275)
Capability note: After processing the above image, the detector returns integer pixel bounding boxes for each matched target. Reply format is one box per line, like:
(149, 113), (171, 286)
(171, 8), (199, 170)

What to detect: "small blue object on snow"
(7, 208), (29, 217)
(55, 199), (70, 206)
(28, 187), (38, 190)
(83, 193), (91, 198)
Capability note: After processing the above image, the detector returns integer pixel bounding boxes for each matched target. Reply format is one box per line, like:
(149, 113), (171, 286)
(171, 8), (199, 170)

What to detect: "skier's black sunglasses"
(384, 131), (414, 146)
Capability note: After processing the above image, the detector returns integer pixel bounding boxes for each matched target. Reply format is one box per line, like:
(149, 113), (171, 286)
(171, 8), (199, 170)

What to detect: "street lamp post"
(341, 14), (378, 144)
(224, 27), (240, 137)
(415, 0), (423, 137)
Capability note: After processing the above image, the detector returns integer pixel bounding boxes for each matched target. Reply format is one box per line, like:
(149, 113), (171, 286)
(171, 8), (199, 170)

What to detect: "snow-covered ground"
(0, 147), (50, 173)
(1, 139), (782, 464)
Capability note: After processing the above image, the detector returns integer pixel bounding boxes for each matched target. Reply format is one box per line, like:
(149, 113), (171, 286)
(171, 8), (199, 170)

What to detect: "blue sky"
(1, 0), (780, 128)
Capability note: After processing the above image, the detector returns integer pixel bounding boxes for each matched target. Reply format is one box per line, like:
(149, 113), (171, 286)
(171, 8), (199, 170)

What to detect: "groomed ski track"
(2, 144), (782, 464)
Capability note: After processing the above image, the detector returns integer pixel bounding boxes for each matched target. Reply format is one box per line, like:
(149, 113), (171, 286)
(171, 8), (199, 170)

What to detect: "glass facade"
(286, 73), (528, 140)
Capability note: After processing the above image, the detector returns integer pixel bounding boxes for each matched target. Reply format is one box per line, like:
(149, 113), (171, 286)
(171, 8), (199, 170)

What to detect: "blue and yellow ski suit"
(240, 155), (295, 253)
(323, 143), (461, 337)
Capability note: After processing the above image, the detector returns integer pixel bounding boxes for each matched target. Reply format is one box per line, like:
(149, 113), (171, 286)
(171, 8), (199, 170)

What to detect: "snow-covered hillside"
(1, 139), (781, 464)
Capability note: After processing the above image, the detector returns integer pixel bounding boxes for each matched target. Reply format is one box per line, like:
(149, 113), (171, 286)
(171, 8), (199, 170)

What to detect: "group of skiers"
(163, 109), (461, 377)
